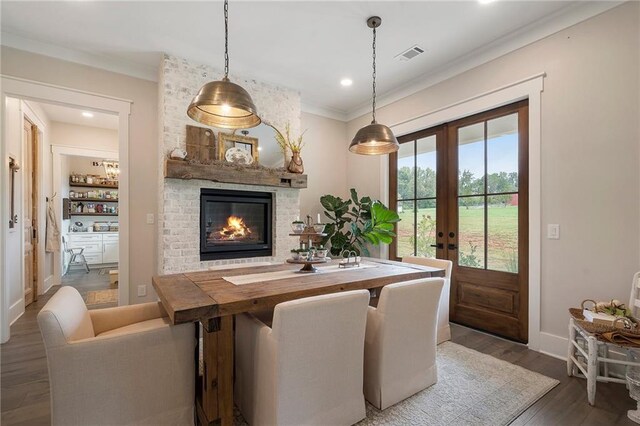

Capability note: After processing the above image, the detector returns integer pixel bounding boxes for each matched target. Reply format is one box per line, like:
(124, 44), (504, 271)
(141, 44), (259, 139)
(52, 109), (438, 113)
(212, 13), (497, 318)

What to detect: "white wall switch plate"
(137, 285), (147, 297)
(547, 224), (560, 239)
(146, 213), (155, 224)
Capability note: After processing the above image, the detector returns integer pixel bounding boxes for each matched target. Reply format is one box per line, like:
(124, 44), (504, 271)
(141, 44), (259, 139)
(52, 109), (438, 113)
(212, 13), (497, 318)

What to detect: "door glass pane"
(487, 195), (518, 273)
(487, 113), (518, 193)
(416, 135), (437, 199)
(458, 196), (485, 268)
(397, 141), (415, 200)
(458, 122), (485, 196)
(397, 200), (415, 258)
(416, 199), (436, 258)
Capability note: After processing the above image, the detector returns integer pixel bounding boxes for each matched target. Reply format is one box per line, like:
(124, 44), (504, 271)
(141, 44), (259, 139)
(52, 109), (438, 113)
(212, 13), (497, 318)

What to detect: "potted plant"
(320, 188), (400, 257)
(275, 123), (307, 174)
(291, 220), (305, 234)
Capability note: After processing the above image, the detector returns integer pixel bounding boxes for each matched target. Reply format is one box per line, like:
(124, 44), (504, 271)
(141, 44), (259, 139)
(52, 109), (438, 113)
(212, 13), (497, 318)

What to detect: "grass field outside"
(396, 204), (518, 272)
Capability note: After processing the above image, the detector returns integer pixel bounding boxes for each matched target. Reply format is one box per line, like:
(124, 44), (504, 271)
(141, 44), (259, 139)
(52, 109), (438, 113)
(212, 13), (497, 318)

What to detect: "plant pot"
(291, 222), (305, 234)
(288, 151), (304, 174)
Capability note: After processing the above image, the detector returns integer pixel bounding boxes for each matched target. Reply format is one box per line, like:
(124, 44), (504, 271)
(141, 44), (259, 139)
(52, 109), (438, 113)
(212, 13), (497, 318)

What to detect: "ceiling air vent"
(395, 45), (425, 62)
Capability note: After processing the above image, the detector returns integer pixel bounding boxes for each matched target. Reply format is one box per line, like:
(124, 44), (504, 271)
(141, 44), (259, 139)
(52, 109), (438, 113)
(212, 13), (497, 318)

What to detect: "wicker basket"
(570, 299), (640, 336)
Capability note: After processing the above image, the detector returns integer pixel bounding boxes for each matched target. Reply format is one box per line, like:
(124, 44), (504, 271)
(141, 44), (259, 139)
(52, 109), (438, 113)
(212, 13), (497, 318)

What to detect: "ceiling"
(34, 102), (119, 130)
(1, 1), (620, 121)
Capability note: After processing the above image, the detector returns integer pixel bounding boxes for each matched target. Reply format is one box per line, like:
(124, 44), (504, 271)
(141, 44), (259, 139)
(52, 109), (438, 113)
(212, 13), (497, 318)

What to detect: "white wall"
(299, 112), (349, 218)
(50, 122), (118, 152)
(346, 2), (640, 354)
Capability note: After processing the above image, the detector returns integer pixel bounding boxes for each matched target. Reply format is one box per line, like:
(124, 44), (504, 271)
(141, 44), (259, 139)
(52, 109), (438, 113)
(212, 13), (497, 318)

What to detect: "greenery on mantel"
(320, 188), (400, 256)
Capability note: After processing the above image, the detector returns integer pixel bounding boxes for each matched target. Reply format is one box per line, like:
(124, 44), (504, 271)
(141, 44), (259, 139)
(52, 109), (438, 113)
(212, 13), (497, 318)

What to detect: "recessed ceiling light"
(479, 0), (497, 4)
(82, 111), (94, 118)
(340, 78), (353, 87)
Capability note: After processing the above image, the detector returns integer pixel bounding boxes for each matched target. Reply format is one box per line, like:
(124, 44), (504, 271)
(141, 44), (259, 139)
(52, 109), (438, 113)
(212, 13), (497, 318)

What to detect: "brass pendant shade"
(187, 78), (261, 129)
(187, 0), (260, 129)
(350, 16), (399, 155)
(349, 121), (399, 155)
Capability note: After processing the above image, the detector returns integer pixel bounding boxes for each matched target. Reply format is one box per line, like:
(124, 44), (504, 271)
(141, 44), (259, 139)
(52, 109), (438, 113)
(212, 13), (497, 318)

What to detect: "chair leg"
(80, 255), (90, 273)
(568, 319), (576, 377)
(587, 336), (598, 406)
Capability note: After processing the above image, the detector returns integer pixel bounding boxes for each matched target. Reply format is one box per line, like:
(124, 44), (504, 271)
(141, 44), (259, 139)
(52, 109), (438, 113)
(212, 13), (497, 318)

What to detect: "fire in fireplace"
(213, 215), (255, 242)
(200, 189), (273, 260)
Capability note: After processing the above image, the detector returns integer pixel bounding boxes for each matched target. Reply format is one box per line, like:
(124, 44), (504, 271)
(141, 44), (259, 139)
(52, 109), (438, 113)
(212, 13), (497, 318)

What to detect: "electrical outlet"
(146, 213), (155, 224)
(137, 285), (147, 297)
(547, 224), (560, 239)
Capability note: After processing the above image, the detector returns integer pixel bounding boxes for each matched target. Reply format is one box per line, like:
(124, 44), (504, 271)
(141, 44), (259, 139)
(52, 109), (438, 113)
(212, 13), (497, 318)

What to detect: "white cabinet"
(103, 241), (119, 264)
(68, 233), (119, 265)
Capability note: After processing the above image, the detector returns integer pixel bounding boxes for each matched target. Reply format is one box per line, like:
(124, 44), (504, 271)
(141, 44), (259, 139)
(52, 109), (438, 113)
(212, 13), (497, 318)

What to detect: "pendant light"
(187, 0), (261, 129)
(349, 16), (399, 155)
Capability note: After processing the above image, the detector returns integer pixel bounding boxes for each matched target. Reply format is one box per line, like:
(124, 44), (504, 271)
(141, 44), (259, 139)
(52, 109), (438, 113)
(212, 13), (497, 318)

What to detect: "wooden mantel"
(164, 159), (307, 189)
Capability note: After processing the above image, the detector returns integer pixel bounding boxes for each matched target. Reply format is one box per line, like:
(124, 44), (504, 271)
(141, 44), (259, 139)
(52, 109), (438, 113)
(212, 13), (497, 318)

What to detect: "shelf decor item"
(218, 132), (258, 164)
(187, 0), (260, 129)
(349, 16), (399, 155)
(274, 123), (307, 174)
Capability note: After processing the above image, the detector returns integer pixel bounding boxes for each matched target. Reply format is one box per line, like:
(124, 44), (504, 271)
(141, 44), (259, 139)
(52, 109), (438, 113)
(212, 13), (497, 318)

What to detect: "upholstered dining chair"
(235, 290), (370, 426)
(37, 286), (195, 426)
(403, 256), (453, 343)
(364, 278), (444, 410)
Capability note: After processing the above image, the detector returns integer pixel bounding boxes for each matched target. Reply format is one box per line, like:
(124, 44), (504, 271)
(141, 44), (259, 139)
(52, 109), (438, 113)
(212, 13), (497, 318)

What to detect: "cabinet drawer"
(69, 234), (102, 243)
(69, 242), (102, 254)
(83, 253), (103, 265)
(103, 233), (119, 242)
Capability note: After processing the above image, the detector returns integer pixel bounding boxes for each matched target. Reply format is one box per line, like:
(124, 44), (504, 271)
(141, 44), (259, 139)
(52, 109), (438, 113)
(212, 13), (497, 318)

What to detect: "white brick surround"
(158, 54), (301, 274)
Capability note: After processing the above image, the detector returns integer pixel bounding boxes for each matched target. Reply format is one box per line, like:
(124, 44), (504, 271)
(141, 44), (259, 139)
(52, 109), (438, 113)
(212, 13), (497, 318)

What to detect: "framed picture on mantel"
(218, 132), (259, 165)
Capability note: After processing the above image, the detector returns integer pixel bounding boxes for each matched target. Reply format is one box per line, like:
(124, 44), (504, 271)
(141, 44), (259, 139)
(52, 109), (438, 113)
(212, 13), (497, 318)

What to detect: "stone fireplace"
(158, 54), (301, 274)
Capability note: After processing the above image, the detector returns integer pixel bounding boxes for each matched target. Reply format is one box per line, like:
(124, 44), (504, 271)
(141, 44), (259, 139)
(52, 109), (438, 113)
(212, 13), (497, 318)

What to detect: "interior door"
(23, 117), (38, 306)
(447, 101), (528, 342)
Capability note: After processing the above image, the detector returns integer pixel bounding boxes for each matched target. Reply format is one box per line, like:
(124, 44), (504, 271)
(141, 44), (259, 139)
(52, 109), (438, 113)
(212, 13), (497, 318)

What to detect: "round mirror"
(236, 123), (286, 168)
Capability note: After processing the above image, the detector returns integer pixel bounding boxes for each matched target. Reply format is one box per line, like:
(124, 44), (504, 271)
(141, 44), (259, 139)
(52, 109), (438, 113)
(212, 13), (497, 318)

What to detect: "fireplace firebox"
(200, 189), (273, 260)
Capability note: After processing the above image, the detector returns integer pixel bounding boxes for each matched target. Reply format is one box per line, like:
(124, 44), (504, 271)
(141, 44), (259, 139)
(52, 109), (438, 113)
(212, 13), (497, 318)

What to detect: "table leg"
(196, 316), (234, 426)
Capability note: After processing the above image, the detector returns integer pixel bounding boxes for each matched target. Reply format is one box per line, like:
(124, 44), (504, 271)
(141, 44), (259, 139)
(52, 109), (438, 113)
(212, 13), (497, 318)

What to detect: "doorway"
(389, 100), (529, 342)
(1, 75), (131, 343)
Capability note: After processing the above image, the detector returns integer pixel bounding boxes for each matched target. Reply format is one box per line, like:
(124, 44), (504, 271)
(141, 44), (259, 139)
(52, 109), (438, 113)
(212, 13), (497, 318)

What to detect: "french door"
(389, 100), (529, 342)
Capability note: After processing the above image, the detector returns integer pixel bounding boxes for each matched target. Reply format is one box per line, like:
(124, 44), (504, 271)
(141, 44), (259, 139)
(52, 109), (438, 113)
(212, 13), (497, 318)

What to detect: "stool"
(109, 270), (119, 286)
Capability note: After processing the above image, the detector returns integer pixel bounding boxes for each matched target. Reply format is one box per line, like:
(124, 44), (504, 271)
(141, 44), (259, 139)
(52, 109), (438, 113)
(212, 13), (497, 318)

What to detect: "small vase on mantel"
(288, 151), (304, 174)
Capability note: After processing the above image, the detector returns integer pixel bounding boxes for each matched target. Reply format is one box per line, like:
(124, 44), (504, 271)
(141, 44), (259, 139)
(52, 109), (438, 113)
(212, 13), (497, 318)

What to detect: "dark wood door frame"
(388, 100), (529, 342)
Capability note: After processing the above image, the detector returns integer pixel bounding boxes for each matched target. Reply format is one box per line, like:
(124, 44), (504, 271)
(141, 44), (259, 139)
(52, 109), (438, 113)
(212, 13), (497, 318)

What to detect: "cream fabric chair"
(235, 290), (370, 426)
(37, 286), (195, 426)
(364, 278), (444, 410)
(403, 256), (452, 343)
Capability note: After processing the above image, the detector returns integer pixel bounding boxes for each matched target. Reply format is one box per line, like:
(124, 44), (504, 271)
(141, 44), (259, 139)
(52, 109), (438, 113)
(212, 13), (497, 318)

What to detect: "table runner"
(223, 262), (378, 286)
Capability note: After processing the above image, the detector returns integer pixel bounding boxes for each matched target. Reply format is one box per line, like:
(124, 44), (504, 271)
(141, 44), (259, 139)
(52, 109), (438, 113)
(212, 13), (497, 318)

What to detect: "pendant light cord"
(371, 25), (377, 124)
(224, 0), (229, 79)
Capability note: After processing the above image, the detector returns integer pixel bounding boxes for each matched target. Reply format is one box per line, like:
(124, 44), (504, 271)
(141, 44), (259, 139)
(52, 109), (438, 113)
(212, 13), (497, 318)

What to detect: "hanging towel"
(46, 198), (60, 253)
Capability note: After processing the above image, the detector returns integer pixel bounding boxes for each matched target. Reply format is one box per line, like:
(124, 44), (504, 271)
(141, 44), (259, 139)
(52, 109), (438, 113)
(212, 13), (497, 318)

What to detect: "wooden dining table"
(152, 257), (445, 426)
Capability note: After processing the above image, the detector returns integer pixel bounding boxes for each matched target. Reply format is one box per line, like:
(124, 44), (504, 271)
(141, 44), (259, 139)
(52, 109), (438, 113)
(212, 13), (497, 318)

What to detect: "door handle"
(430, 243), (444, 249)
(448, 243), (457, 250)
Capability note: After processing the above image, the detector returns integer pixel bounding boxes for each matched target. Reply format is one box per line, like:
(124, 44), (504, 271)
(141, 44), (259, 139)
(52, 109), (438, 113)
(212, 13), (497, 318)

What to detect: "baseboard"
(9, 299), (25, 326)
(539, 332), (568, 360)
(42, 275), (54, 294)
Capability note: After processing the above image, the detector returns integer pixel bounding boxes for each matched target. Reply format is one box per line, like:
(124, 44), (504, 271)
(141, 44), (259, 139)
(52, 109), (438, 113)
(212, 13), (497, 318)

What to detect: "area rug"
(234, 341), (559, 426)
(85, 289), (118, 305)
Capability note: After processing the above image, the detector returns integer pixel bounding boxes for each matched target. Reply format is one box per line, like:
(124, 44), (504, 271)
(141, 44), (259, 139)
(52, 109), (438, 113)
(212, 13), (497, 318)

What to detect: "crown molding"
(300, 101), (348, 122)
(344, 1), (623, 122)
(1, 32), (159, 82)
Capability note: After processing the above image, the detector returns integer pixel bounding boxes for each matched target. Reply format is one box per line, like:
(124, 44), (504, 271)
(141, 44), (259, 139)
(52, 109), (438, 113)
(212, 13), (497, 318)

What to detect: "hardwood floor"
(1, 289), (636, 425)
